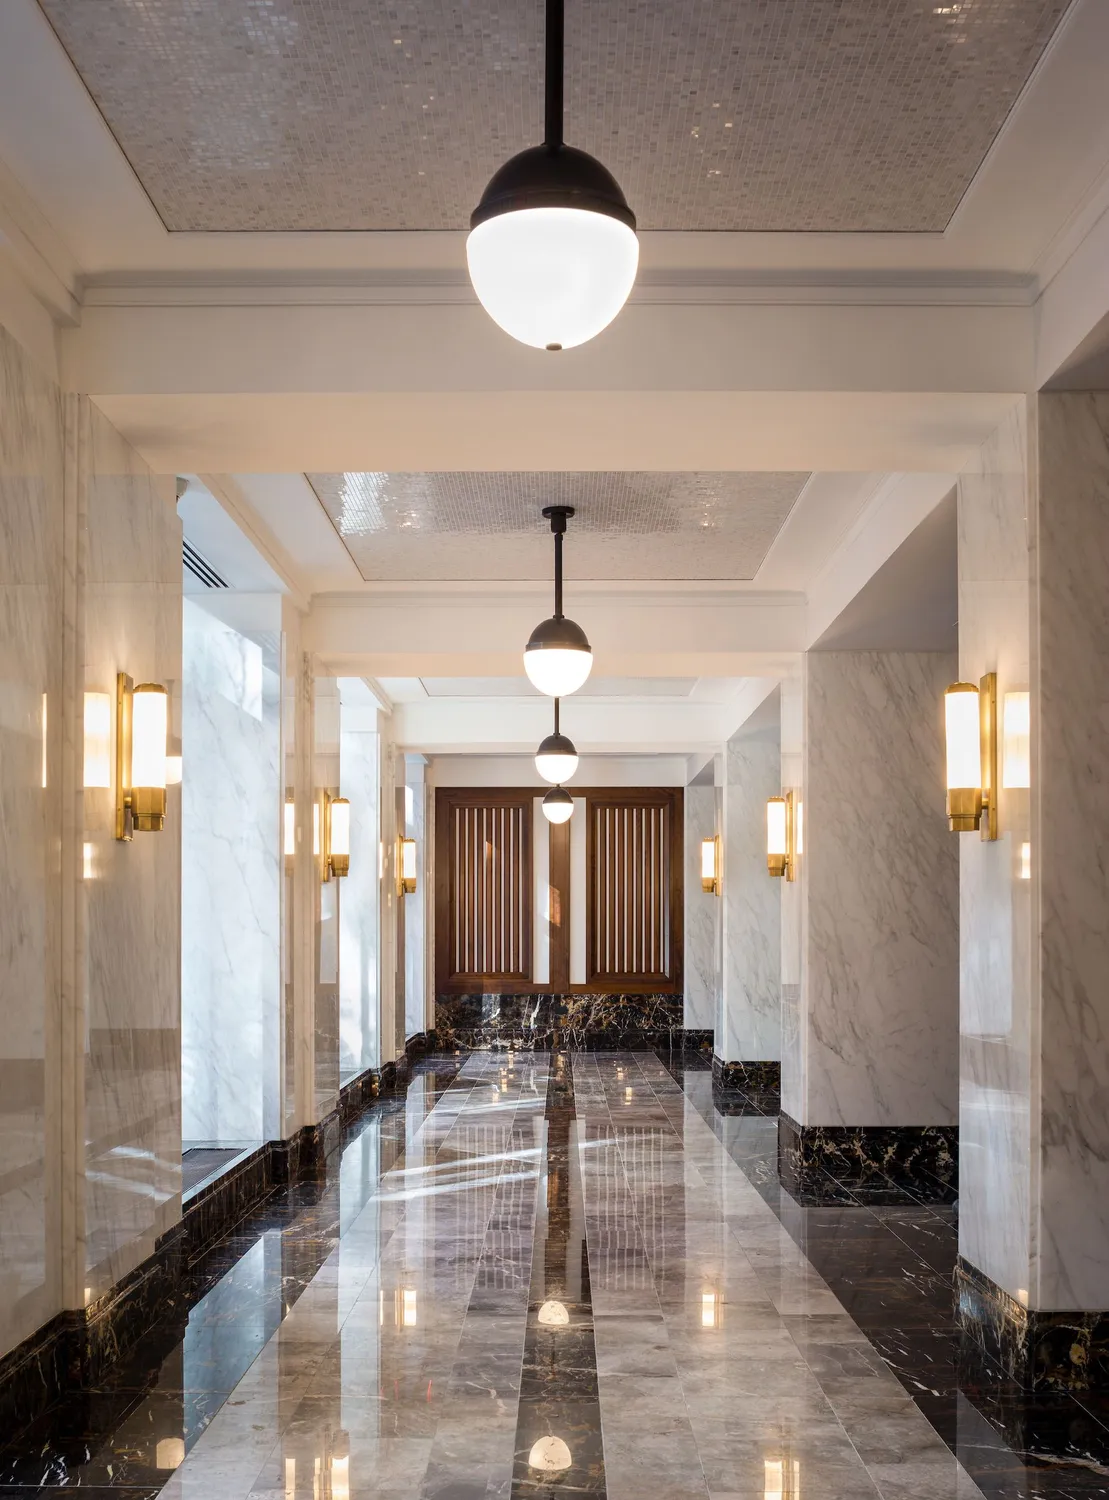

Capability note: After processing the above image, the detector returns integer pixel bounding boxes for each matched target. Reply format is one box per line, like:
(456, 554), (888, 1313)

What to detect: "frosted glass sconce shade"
(1003, 690), (1030, 789)
(767, 792), (796, 880)
(399, 836), (417, 895)
(115, 674), (168, 840)
(943, 674), (998, 839)
(83, 691), (112, 789)
(701, 836), (720, 895)
(328, 796), (350, 878)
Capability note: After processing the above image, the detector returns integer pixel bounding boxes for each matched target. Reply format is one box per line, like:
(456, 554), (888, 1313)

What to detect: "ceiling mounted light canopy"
(542, 786), (574, 824)
(467, 0), (638, 351)
(525, 506), (593, 696)
(535, 697), (579, 783)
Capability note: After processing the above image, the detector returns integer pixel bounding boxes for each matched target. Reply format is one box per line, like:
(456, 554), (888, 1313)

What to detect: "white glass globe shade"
(524, 645), (593, 697)
(467, 207), (639, 351)
(542, 790), (574, 825)
(535, 748), (579, 784)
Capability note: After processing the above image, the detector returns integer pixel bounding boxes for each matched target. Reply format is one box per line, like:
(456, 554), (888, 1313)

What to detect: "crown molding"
(80, 268), (1036, 311)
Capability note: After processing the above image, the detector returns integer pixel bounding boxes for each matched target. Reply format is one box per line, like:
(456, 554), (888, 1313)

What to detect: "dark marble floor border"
(711, 1055), (781, 1113)
(778, 1110), (958, 1205)
(955, 1254), (1109, 1393)
(0, 1057), (404, 1438)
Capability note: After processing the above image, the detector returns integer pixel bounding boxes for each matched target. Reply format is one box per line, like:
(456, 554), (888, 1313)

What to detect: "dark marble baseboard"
(0, 1059), (389, 1438)
(711, 1056), (781, 1112)
(955, 1255), (1109, 1392)
(435, 992), (707, 1051)
(778, 1112), (958, 1205)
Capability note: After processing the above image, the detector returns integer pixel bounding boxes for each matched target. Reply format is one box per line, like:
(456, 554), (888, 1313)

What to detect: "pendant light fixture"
(542, 785), (574, 824)
(535, 697), (579, 784)
(525, 505), (593, 697)
(467, 0), (639, 351)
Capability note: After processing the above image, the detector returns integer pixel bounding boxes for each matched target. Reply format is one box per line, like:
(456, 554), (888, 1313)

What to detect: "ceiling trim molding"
(309, 584), (807, 609)
(80, 270), (1037, 311)
(198, 471), (311, 612)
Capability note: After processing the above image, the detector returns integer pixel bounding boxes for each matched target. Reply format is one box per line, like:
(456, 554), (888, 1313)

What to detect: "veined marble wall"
(684, 785), (718, 1032)
(181, 598), (281, 1146)
(795, 649), (959, 1129)
(404, 755), (428, 1041)
(958, 405), (1033, 1304)
(314, 678), (341, 1119)
(339, 714), (380, 1077)
(81, 402), (182, 1300)
(960, 395), (1109, 1313)
(0, 322), (64, 1358)
(720, 725), (781, 1062)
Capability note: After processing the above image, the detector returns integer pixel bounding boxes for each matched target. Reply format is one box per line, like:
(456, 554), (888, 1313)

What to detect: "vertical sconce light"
(943, 673), (998, 840)
(83, 691), (112, 789)
(700, 836), (720, 895)
(767, 792), (796, 880)
(1003, 690), (1030, 790)
(324, 794), (350, 880)
(284, 795), (295, 872)
(115, 674), (169, 841)
(398, 836), (417, 895)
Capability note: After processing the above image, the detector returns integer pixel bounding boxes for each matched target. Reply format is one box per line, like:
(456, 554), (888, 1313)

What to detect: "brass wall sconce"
(944, 674), (998, 840)
(398, 836), (417, 896)
(322, 794), (350, 880)
(766, 791), (796, 880)
(115, 674), (168, 841)
(700, 836), (720, 895)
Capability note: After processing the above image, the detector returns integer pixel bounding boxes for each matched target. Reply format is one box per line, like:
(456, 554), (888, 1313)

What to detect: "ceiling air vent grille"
(183, 539), (227, 589)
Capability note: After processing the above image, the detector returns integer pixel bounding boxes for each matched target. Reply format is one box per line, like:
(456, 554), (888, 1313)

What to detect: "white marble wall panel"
(1033, 394), (1109, 1309)
(0, 323), (64, 1359)
(181, 598), (281, 1145)
(957, 403), (1034, 1304)
(720, 726), (781, 1062)
(403, 756), (427, 1039)
(82, 401), (182, 1298)
(339, 723), (380, 1076)
(800, 649), (959, 1128)
(314, 678), (341, 1115)
(683, 786), (717, 1031)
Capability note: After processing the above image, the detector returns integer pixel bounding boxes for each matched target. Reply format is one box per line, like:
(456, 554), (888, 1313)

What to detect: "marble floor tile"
(10, 1050), (1109, 1500)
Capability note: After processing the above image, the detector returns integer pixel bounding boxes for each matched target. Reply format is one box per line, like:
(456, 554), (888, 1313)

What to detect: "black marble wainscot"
(435, 992), (708, 1051)
(778, 1111), (958, 1205)
(955, 1255), (1109, 1392)
(712, 1057), (781, 1113)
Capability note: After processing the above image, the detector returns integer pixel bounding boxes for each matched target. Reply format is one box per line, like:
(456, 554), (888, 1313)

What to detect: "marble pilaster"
(338, 707), (380, 1076)
(957, 393), (1109, 1388)
(403, 754), (428, 1042)
(719, 718), (781, 1069)
(683, 783), (718, 1034)
(782, 647), (959, 1200)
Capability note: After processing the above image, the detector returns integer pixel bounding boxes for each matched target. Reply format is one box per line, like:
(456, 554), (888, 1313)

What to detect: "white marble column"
(957, 393), (1109, 1386)
(683, 780), (718, 1036)
(338, 691), (380, 1077)
(719, 714), (781, 1070)
(403, 754), (429, 1041)
(788, 648), (959, 1130)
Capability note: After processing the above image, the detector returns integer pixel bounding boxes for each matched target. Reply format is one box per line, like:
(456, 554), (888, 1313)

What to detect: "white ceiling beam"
(392, 697), (735, 756)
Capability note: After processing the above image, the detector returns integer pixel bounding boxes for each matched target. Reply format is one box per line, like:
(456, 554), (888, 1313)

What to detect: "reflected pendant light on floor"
(535, 697), (579, 783)
(542, 785), (574, 823)
(525, 505), (593, 696)
(467, 0), (639, 351)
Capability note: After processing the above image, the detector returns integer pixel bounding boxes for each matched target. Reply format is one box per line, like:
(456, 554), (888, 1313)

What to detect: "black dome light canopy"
(466, 0), (639, 351)
(524, 506), (593, 697)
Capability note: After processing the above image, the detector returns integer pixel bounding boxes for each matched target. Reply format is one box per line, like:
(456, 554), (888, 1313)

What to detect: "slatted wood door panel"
(435, 790), (533, 993)
(585, 789), (683, 992)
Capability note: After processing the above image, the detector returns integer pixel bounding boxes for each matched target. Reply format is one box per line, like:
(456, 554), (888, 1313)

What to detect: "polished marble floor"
(4, 1052), (1109, 1499)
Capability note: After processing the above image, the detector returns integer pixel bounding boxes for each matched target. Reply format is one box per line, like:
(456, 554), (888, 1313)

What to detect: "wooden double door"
(434, 787), (683, 996)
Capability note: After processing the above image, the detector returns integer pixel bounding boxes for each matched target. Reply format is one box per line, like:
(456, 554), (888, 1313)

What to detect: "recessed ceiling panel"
(38, 0), (1071, 233)
(305, 471), (808, 581)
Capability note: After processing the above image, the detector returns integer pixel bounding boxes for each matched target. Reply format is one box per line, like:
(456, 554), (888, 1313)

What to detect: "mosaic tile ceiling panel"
(306, 470), (809, 580)
(39, 0), (1071, 233)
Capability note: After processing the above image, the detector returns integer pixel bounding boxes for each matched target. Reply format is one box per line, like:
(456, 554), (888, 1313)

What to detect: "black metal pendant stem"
(554, 697), (560, 734)
(553, 528), (564, 618)
(545, 0), (564, 148)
